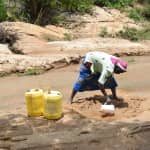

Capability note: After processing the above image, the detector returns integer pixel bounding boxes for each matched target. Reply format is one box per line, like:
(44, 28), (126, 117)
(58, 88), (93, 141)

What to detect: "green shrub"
(23, 67), (44, 76)
(42, 34), (55, 42)
(99, 27), (109, 37)
(51, 15), (66, 25)
(142, 6), (150, 21)
(0, 0), (7, 21)
(137, 0), (150, 5)
(117, 27), (139, 41)
(64, 32), (72, 41)
(99, 27), (116, 38)
(0, 72), (9, 77)
(18, 0), (93, 25)
(61, 0), (93, 13)
(129, 9), (143, 21)
(137, 26), (150, 40)
(94, 0), (133, 9)
(117, 26), (150, 41)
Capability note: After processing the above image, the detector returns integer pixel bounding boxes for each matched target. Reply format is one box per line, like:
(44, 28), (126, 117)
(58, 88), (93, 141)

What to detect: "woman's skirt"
(73, 62), (118, 92)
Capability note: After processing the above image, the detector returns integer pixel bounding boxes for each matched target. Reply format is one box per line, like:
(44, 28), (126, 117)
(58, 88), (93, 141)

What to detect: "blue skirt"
(73, 61), (118, 92)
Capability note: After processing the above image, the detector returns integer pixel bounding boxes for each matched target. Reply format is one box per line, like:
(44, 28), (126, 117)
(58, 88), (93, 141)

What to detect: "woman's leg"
(69, 60), (91, 104)
(69, 90), (77, 104)
(110, 87), (118, 99)
(104, 76), (118, 99)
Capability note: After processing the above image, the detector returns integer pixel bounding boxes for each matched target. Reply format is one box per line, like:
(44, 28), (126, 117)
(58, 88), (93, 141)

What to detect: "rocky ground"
(1, 112), (150, 150)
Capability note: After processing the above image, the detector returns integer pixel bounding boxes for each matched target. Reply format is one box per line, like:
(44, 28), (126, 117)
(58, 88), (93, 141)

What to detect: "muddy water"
(0, 56), (150, 111)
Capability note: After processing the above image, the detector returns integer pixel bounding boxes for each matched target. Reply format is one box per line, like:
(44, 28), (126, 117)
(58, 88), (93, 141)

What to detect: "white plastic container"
(100, 104), (115, 114)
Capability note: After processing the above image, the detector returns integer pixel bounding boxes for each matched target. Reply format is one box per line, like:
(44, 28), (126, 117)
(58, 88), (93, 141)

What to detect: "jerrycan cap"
(46, 90), (62, 96)
(26, 88), (43, 95)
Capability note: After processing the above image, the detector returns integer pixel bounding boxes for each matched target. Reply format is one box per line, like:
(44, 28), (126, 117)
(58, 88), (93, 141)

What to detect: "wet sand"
(0, 56), (150, 122)
(0, 56), (150, 150)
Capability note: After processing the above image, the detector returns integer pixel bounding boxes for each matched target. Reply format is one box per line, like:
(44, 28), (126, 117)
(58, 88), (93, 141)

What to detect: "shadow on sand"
(74, 94), (128, 109)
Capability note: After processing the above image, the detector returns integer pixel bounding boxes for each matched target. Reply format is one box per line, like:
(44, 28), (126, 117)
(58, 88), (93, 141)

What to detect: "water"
(116, 55), (150, 97)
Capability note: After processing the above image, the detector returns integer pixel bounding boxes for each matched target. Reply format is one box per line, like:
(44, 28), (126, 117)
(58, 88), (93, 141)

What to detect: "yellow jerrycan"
(25, 89), (44, 117)
(43, 91), (63, 119)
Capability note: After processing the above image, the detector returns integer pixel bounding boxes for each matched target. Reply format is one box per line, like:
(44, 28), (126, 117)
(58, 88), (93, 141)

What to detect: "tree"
(0, 0), (7, 22)
(19, 0), (93, 25)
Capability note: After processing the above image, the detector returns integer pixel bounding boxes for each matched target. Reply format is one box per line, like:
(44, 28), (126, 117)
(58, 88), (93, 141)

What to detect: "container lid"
(25, 88), (43, 95)
(45, 90), (62, 97)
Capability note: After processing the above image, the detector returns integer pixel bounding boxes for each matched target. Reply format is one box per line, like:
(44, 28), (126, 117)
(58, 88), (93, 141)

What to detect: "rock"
(0, 141), (11, 149)
(0, 136), (11, 141)
(120, 127), (130, 135)
(1, 22), (66, 41)
(57, 115), (74, 125)
(0, 44), (12, 54)
(11, 136), (27, 142)
(79, 127), (92, 134)
(45, 25), (71, 39)
(64, 6), (141, 38)
(0, 54), (81, 74)
(0, 22), (67, 54)
(47, 37), (150, 55)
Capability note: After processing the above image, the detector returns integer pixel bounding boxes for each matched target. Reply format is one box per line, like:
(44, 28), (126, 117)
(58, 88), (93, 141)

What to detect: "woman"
(69, 51), (127, 104)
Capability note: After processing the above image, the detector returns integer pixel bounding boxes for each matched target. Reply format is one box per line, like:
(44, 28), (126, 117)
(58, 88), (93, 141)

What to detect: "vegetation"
(141, 6), (150, 21)
(97, 0), (150, 42)
(99, 27), (116, 38)
(0, 0), (7, 22)
(64, 32), (73, 41)
(94, 0), (150, 22)
(0, 0), (149, 24)
(117, 27), (139, 41)
(94, 0), (133, 9)
(0, 72), (10, 77)
(0, 0), (150, 42)
(42, 34), (56, 42)
(128, 6), (150, 22)
(98, 25), (150, 41)
(0, 67), (46, 77)
(128, 0), (150, 21)
(116, 26), (150, 41)
(137, 26), (150, 40)
(51, 15), (66, 25)
(23, 67), (45, 76)
(2, 0), (93, 25)
(129, 8), (143, 21)
(60, 0), (93, 13)
(99, 27), (109, 37)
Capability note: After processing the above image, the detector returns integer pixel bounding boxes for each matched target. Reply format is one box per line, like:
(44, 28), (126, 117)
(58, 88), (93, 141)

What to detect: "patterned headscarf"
(111, 57), (127, 72)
